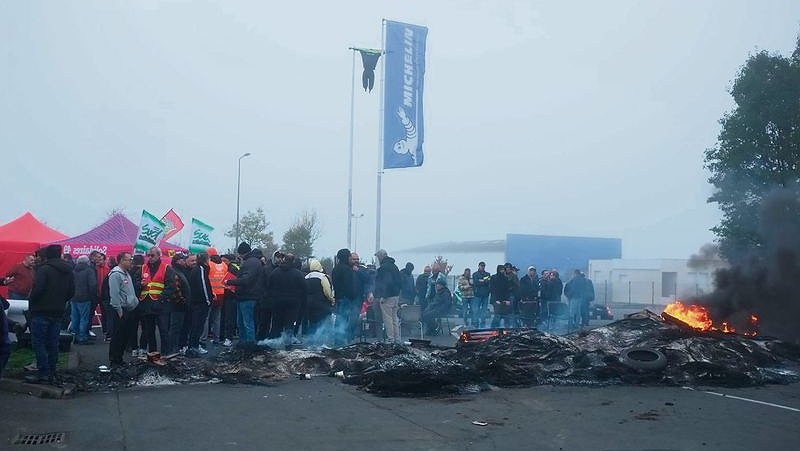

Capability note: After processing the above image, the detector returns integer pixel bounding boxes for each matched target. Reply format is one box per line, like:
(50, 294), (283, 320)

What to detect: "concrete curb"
(0, 378), (76, 399)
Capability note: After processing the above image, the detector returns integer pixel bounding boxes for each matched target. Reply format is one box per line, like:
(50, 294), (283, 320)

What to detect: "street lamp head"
(239, 152), (251, 160)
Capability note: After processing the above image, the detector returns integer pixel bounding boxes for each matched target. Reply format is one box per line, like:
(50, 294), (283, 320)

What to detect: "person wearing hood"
(26, 245), (75, 385)
(187, 252), (214, 356)
(374, 249), (402, 343)
(265, 253), (306, 343)
(225, 242), (263, 343)
(331, 248), (358, 345)
(70, 255), (97, 344)
(304, 258), (334, 336)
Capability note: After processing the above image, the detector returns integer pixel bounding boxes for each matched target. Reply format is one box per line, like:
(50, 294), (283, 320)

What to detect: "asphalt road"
(2, 377), (799, 451)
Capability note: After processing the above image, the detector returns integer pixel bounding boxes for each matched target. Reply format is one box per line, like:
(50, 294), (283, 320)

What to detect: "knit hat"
(237, 242), (252, 255)
(43, 244), (62, 260)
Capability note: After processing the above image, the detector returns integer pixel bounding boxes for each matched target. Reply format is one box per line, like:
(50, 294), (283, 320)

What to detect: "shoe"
(222, 339), (232, 347)
(89, 330), (97, 337)
(198, 346), (208, 355)
(137, 349), (147, 358)
(178, 346), (188, 355)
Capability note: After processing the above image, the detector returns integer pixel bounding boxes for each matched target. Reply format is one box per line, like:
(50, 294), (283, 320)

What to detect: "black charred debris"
(60, 312), (800, 397)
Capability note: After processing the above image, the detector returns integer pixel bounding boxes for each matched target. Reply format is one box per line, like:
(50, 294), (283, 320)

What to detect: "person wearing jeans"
(70, 255), (97, 344)
(472, 262), (492, 328)
(26, 245), (74, 384)
(225, 243), (264, 344)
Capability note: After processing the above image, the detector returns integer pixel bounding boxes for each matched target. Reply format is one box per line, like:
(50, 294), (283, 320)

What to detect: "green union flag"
(188, 218), (214, 254)
(134, 210), (166, 255)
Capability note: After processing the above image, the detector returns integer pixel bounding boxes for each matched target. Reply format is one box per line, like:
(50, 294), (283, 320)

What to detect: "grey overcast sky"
(2, 1), (799, 260)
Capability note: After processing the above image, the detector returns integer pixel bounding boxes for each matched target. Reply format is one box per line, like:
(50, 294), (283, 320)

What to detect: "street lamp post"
(351, 213), (364, 252)
(235, 152), (252, 249)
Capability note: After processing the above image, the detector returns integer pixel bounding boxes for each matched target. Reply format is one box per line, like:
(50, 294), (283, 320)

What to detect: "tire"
(620, 347), (667, 371)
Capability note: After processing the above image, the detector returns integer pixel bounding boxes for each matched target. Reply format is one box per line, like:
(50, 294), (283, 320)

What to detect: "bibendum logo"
(393, 107), (418, 164)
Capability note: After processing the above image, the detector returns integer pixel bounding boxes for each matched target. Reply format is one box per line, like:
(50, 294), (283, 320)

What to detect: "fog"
(2, 0), (799, 260)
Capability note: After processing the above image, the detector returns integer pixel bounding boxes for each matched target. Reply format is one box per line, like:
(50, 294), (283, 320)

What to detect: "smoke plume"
(697, 188), (800, 342)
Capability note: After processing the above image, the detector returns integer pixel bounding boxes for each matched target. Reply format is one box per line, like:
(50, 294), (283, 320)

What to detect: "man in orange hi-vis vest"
(137, 247), (176, 354)
(206, 248), (229, 346)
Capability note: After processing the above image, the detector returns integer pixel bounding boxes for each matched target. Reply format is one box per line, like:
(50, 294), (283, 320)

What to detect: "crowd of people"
(0, 242), (598, 386)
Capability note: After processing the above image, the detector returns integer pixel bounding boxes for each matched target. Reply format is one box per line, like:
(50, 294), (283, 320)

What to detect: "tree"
(226, 207), (277, 254)
(282, 211), (321, 261)
(704, 36), (800, 261)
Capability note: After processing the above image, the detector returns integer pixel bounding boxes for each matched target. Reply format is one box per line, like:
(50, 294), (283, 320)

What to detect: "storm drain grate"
(12, 432), (65, 446)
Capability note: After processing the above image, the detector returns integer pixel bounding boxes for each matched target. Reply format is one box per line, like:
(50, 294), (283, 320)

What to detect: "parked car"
(589, 303), (614, 320)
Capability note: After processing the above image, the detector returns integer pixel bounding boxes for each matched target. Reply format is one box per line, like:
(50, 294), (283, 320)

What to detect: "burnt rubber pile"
(58, 313), (800, 396)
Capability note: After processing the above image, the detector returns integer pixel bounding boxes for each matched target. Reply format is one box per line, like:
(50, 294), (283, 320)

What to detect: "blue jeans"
(334, 298), (359, 345)
(31, 315), (61, 378)
(237, 300), (256, 343)
(70, 301), (92, 342)
(472, 296), (488, 327)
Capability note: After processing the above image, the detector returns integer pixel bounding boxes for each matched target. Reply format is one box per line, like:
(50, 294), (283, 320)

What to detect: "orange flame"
(662, 301), (713, 331)
(662, 301), (759, 336)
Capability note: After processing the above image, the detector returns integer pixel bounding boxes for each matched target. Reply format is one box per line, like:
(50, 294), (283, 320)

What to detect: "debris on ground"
(35, 313), (800, 397)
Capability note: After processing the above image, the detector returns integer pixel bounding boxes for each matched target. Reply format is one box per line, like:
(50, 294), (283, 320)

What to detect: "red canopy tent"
(53, 213), (185, 259)
(0, 212), (69, 296)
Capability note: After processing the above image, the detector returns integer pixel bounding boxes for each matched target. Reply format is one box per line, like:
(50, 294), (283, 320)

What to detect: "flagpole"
(347, 48), (356, 249)
(375, 19), (386, 253)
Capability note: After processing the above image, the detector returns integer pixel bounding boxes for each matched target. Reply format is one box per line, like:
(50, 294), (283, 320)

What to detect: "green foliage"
(319, 256), (334, 274)
(704, 36), (800, 260)
(226, 207), (277, 252)
(282, 210), (321, 261)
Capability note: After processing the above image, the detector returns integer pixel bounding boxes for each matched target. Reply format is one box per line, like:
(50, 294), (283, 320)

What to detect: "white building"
(588, 258), (728, 305)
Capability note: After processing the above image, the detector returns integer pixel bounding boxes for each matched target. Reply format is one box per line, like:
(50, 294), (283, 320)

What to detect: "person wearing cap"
(165, 252), (191, 354)
(26, 244), (75, 385)
(224, 242), (264, 343)
(373, 249), (402, 343)
(422, 279), (452, 335)
(206, 248), (227, 345)
(518, 266), (540, 327)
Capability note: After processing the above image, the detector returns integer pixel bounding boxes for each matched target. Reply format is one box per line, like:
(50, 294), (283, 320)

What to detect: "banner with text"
(188, 218), (214, 254)
(383, 20), (428, 169)
(134, 210), (166, 255)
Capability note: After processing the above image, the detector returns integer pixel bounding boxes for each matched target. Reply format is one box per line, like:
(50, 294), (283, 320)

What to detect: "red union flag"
(160, 209), (184, 242)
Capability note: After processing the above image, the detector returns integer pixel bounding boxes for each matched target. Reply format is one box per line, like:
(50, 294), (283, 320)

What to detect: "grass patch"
(6, 344), (68, 372)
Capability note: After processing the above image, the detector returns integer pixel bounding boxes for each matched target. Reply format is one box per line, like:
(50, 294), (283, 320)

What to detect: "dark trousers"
(221, 296), (237, 339)
(255, 301), (274, 340)
(422, 304), (450, 333)
(306, 301), (331, 335)
(0, 343), (11, 379)
(109, 309), (139, 364)
(188, 303), (209, 349)
(30, 315), (61, 378)
(100, 301), (114, 336)
(272, 300), (301, 337)
(167, 310), (187, 353)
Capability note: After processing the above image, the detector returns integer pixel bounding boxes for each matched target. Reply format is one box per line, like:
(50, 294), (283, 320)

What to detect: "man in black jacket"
(26, 245), (75, 384)
(374, 249), (402, 343)
(518, 266), (540, 326)
(331, 248), (357, 345)
(490, 265), (513, 328)
(70, 255), (97, 344)
(415, 266), (431, 309)
(265, 253), (306, 345)
(225, 243), (263, 343)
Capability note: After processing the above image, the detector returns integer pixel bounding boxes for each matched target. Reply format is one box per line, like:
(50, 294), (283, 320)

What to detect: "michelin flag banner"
(188, 218), (214, 254)
(134, 210), (166, 255)
(383, 20), (427, 169)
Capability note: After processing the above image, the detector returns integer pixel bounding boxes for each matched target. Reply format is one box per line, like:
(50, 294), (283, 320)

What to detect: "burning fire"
(662, 301), (759, 336)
